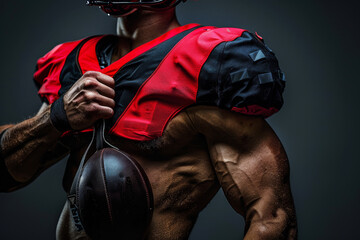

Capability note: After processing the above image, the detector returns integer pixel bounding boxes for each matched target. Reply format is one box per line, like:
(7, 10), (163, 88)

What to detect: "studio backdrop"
(0, 0), (359, 239)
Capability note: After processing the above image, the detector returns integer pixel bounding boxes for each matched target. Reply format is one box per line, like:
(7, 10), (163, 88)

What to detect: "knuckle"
(79, 89), (87, 97)
(71, 98), (80, 106)
(83, 78), (97, 88)
(83, 91), (95, 101)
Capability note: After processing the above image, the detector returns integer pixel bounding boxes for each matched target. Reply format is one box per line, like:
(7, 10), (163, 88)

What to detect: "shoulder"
(195, 27), (286, 118)
(196, 27), (281, 82)
(192, 26), (268, 49)
(33, 38), (87, 82)
(34, 36), (101, 72)
(33, 36), (102, 103)
(197, 26), (278, 71)
(36, 38), (87, 66)
(34, 35), (107, 73)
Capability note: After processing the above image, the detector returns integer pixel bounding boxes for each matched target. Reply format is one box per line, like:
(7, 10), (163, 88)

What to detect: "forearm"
(240, 148), (297, 240)
(243, 206), (297, 240)
(0, 105), (67, 184)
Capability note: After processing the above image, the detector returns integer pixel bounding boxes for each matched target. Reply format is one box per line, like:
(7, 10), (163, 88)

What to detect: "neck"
(116, 9), (181, 49)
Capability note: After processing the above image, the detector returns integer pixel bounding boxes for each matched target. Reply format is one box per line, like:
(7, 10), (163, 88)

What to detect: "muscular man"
(0, 0), (297, 239)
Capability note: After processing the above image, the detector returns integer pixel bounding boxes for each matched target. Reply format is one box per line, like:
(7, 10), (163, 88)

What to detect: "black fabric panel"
(219, 31), (285, 110)
(106, 26), (202, 129)
(58, 36), (97, 97)
(197, 31), (285, 113)
(197, 42), (227, 106)
(96, 35), (118, 69)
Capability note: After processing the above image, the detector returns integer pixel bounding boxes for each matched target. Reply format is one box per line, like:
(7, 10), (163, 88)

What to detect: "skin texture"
(0, 7), (297, 240)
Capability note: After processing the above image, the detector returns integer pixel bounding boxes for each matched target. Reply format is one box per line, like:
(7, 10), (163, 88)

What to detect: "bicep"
(187, 106), (292, 218)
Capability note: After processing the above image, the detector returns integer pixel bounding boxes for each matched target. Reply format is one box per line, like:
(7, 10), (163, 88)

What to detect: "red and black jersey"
(33, 23), (285, 141)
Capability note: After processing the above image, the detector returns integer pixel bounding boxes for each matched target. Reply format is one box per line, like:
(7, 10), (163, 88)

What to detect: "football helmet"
(86, 0), (187, 17)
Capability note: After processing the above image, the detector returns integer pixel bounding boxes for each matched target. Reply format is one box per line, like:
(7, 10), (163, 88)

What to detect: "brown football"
(77, 148), (154, 240)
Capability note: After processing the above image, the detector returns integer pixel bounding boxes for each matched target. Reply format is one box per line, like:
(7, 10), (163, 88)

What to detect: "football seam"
(100, 149), (114, 224)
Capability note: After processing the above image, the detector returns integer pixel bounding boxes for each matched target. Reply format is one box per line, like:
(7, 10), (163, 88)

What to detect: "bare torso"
(57, 108), (220, 240)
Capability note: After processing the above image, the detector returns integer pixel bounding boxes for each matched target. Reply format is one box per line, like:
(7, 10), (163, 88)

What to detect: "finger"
(86, 103), (114, 119)
(96, 73), (115, 89)
(93, 94), (116, 109)
(97, 106), (114, 119)
(83, 78), (115, 99)
(82, 91), (115, 109)
(83, 71), (115, 88)
(96, 82), (115, 99)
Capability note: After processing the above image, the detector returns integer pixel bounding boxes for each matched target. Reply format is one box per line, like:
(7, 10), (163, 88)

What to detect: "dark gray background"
(0, 0), (359, 239)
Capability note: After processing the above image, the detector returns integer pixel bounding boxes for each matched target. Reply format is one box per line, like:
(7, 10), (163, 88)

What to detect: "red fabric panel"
(110, 27), (246, 141)
(34, 40), (84, 103)
(78, 36), (103, 74)
(231, 105), (279, 118)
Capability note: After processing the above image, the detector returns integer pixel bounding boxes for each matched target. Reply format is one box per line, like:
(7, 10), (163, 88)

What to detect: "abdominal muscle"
(56, 110), (220, 240)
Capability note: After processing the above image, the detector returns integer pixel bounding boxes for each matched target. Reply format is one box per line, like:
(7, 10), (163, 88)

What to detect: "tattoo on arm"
(0, 104), (69, 189)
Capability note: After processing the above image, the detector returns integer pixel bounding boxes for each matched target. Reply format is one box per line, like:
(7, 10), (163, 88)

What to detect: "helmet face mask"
(86, 0), (186, 17)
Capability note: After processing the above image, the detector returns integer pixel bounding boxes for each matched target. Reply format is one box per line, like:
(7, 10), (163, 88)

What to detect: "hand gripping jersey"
(33, 24), (285, 141)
